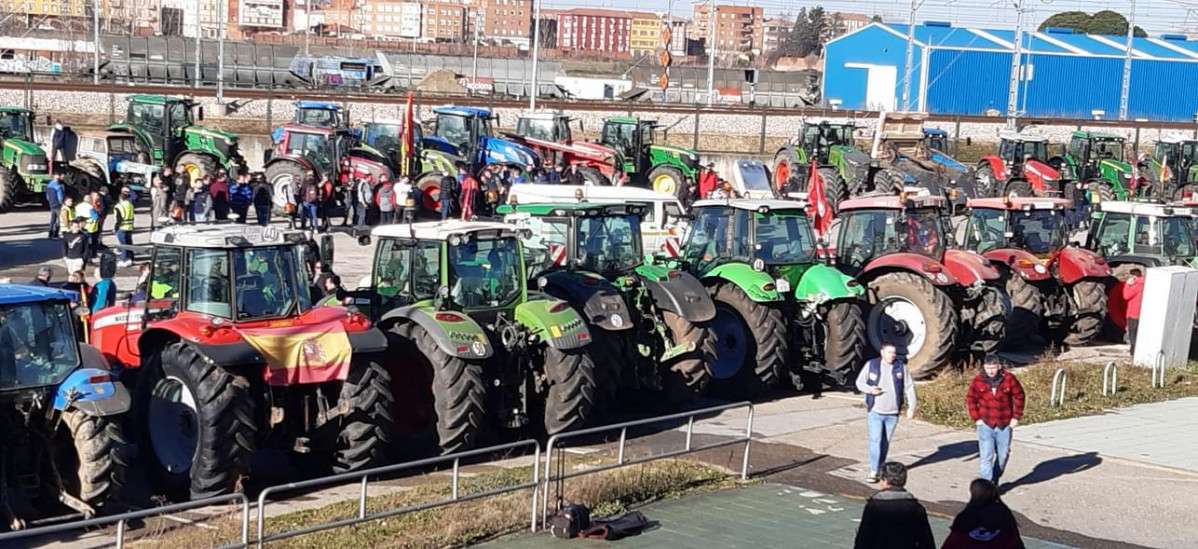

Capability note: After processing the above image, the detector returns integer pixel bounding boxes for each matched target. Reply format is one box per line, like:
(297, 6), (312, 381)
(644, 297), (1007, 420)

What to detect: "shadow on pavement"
(907, 440), (979, 470)
(1000, 451), (1102, 493)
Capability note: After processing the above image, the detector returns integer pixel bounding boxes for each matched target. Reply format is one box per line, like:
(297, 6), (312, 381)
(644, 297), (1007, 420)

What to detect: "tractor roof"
(508, 184), (678, 205)
(1072, 130), (1123, 140)
(500, 202), (649, 217)
(1158, 134), (1198, 145)
(998, 131), (1048, 143)
(433, 106), (492, 118)
(149, 224), (308, 248)
(692, 198), (810, 212)
(519, 112), (567, 121)
(607, 117), (653, 125)
(296, 100), (341, 110)
(802, 117), (855, 127)
(0, 284), (77, 306)
(129, 94), (184, 105)
(839, 193), (946, 211)
(1099, 200), (1197, 217)
(923, 128), (948, 137)
(278, 124), (334, 136)
(969, 197), (1069, 211)
(0, 106), (32, 115)
(372, 220), (521, 241)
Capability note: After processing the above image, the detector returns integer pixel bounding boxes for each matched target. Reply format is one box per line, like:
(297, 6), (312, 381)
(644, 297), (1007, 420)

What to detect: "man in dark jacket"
(30, 266), (53, 287)
(854, 462), (936, 549)
(251, 172), (273, 226)
(966, 355), (1026, 484)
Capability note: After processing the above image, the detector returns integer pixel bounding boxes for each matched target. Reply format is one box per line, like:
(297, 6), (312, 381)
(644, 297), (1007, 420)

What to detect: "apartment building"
(690, 2), (764, 55)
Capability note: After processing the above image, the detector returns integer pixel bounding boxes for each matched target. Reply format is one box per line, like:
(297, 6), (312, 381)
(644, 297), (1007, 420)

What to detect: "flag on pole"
(807, 159), (833, 237)
(401, 91), (415, 177)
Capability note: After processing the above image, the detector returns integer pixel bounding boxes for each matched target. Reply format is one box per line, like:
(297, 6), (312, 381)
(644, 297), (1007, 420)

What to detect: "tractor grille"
(19, 153), (48, 176)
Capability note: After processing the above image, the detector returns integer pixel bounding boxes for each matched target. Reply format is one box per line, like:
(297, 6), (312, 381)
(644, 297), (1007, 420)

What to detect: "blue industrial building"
(824, 22), (1198, 122)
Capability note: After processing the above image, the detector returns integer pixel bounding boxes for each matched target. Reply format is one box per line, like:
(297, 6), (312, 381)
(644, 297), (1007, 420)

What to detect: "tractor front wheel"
(63, 409), (128, 511)
(1066, 280), (1108, 346)
(819, 301), (867, 387)
(661, 311), (713, 402)
(965, 284), (1009, 353)
(542, 346), (597, 435)
(332, 355), (395, 474)
(415, 172), (445, 214)
(391, 323), (486, 454)
(774, 148), (804, 195)
(0, 168), (20, 211)
(708, 283), (788, 396)
(142, 341), (257, 500)
(866, 273), (958, 379)
(974, 165), (998, 197)
(1004, 178), (1035, 198)
(817, 167), (850, 215)
(265, 161), (307, 212)
(1003, 270), (1044, 345)
(648, 165), (686, 199)
(174, 153), (218, 185)
(578, 166), (610, 186)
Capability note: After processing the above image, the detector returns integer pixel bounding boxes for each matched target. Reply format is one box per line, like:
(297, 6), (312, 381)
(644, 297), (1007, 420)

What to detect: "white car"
(504, 184), (687, 253)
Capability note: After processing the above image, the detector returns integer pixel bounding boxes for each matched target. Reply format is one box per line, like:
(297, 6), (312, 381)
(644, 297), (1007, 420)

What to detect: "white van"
(505, 184), (687, 253)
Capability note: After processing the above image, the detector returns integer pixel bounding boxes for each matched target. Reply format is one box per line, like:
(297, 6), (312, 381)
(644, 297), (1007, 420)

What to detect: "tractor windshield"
(803, 124), (853, 150)
(232, 246), (312, 321)
(1000, 140), (1048, 163)
(924, 134), (948, 152)
(602, 122), (637, 157)
(1159, 216), (1198, 260)
(684, 207), (754, 271)
(1009, 209), (1066, 255)
(755, 211), (817, 265)
(577, 214), (643, 274)
(0, 112), (33, 141)
(837, 208), (945, 268)
(298, 108), (339, 128)
(0, 301), (79, 389)
(517, 118), (556, 141)
(1092, 139), (1125, 162)
(286, 132), (335, 173)
(449, 237), (524, 309)
(435, 114), (471, 151)
(965, 208), (1007, 254)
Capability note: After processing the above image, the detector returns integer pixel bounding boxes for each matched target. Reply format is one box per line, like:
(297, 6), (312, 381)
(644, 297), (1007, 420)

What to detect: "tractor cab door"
(163, 101), (192, 166)
(634, 122), (654, 175)
(556, 117), (572, 142)
(601, 122), (637, 173)
(1069, 136), (1095, 180)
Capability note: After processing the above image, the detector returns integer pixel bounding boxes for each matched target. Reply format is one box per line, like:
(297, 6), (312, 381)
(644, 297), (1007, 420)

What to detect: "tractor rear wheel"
(648, 165), (686, 199)
(874, 169), (905, 195)
(141, 341), (257, 500)
(415, 172), (445, 214)
(332, 355), (395, 474)
(63, 409), (127, 511)
(708, 283), (788, 396)
(774, 148), (804, 195)
(819, 301), (867, 387)
(0, 168), (17, 212)
(817, 167), (850, 215)
(578, 166), (609, 186)
(966, 284), (1009, 354)
(1004, 178), (1035, 198)
(266, 161), (307, 212)
(64, 159), (106, 199)
(1066, 280), (1108, 346)
(661, 311), (713, 402)
(1003, 270), (1044, 345)
(392, 323), (486, 454)
(974, 165), (998, 197)
(542, 346), (597, 435)
(1093, 179), (1116, 202)
(866, 272), (958, 379)
(174, 153), (218, 185)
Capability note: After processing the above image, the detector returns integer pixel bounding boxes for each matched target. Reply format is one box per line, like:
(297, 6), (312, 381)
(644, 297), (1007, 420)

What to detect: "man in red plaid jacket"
(966, 355), (1025, 484)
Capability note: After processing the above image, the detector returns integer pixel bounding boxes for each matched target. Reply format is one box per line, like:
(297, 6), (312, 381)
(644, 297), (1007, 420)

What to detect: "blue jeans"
(255, 205), (270, 226)
(301, 202), (319, 229)
(867, 411), (899, 474)
(115, 229), (132, 261)
(977, 424), (1013, 483)
(49, 206), (60, 237)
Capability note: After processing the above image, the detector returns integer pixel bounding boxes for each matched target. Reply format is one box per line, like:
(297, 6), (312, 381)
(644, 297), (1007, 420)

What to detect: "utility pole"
(472, 8), (481, 85)
(92, 0), (100, 85)
(304, 10), (311, 56)
(193, 6), (201, 89)
(530, 0), (543, 110)
(1005, 0), (1025, 129)
(705, 0), (715, 107)
(217, 0), (225, 103)
(665, 0), (673, 105)
(1119, 0), (1137, 120)
(901, 0), (923, 112)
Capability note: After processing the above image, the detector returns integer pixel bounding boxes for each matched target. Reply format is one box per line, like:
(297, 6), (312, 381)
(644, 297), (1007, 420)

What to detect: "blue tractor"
(272, 101), (358, 144)
(0, 285), (128, 530)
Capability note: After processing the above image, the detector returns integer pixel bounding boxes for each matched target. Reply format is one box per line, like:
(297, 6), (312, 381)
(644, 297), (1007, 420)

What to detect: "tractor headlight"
(26, 163), (46, 171)
(1034, 264), (1047, 274)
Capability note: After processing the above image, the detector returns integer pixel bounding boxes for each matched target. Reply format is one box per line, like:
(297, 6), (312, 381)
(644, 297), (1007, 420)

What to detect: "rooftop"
(149, 224), (308, 248)
(433, 106), (492, 118)
(969, 197), (1070, 211)
(839, 193), (947, 211)
(1099, 200), (1197, 216)
(692, 198), (810, 211)
(0, 284), (78, 306)
(371, 220), (521, 241)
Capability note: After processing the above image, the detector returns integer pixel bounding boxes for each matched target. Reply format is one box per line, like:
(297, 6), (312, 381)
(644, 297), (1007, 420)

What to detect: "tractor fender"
(265, 154), (317, 174)
(703, 263), (783, 303)
(943, 249), (1001, 285)
(481, 137), (541, 169)
(1023, 159), (1060, 193)
(1108, 255), (1169, 270)
(982, 248), (1053, 281)
(515, 298), (591, 350)
(379, 306), (493, 359)
(540, 270), (634, 332)
(347, 327), (389, 353)
(421, 149), (463, 175)
(795, 263), (865, 304)
(638, 270), (717, 323)
(54, 367), (131, 417)
(1053, 247), (1112, 285)
(861, 253), (958, 286)
(979, 156), (1007, 181)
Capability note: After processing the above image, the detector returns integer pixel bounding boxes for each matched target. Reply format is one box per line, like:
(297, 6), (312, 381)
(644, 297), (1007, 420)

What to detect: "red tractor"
(975, 131), (1063, 198)
(835, 193), (1009, 377)
(89, 225), (395, 500)
(962, 197), (1111, 346)
(264, 124), (394, 212)
(504, 113), (622, 185)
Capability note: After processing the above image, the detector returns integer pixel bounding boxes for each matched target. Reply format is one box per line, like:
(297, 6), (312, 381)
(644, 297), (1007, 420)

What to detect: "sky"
(535, 0), (1198, 36)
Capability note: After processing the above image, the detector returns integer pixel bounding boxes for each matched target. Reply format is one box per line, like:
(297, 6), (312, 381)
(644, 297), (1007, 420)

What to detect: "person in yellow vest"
(114, 187), (136, 268)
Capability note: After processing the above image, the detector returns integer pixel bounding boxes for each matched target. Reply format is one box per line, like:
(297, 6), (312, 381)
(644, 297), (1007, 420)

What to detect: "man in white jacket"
(855, 342), (917, 484)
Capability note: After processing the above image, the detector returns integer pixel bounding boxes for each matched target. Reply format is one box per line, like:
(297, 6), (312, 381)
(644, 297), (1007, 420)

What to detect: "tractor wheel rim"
(867, 296), (927, 357)
(708, 305), (749, 379)
(184, 164), (201, 184)
(653, 174), (677, 195)
(272, 174), (293, 208)
(148, 376), (199, 475)
(421, 185), (441, 211)
(776, 163), (790, 187)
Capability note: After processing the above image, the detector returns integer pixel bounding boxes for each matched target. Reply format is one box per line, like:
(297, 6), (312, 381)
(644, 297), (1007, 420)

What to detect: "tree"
(870, 15), (883, 24)
(1039, 10), (1146, 37)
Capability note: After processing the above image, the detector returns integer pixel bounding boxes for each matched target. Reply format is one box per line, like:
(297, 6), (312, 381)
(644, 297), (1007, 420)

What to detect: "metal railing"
(1050, 368), (1069, 407)
(538, 401), (754, 531)
(254, 439), (540, 547)
(1151, 351), (1168, 389)
(1102, 360), (1119, 396)
(0, 493), (249, 549)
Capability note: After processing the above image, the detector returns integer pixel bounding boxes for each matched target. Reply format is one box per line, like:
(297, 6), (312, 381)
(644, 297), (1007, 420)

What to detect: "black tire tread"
(818, 167), (849, 214)
(395, 323), (486, 454)
(0, 168), (17, 211)
(334, 355), (396, 473)
(63, 409), (128, 510)
(661, 311), (713, 400)
(868, 272), (957, 379)
(712, 282), (788, 394)
(821, 301), (867, 385)
(1067, 280), (1108, 345)
(542, 346), (597, 435)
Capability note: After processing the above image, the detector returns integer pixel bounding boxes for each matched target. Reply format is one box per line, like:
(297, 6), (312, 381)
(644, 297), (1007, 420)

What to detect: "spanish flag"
(238, 321), (353, 386)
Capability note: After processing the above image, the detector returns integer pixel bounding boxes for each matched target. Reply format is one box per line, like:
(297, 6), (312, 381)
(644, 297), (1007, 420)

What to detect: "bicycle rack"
(1050, 368), (1068, 407)
(1151, 351), (1167, 389)
(1102, 360), (1119, 396)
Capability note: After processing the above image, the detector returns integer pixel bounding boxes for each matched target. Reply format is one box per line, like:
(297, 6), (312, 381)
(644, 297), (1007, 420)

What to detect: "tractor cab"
(964, 197), (1070, 257)
(797, 121), (856, 165)
(835, 193), (953, 273)
(274, 124), (356, 175)
(1141, 136), (1198, 200)
(1087, 201), (1198, 266)
(430, 106), (538, 172)
(998, 132), (1050, 166)
(922, 129), (949, 154)
(0, 107), (51, 205)
(293, 101), (349, 130)
(109, 95), (241, 183)
(600, 117), (698, 195)
(1062, 132), (1134, 199)
(0, 108), (35, 143)
(121, 95), (197, 163)
(361, 120), (423, 175)
(0, 288), (85, 392)
(516, 113), (575, 142)
(602, 118), (656, 175)
(684, 199), (821, 276)
(503, 202), (647, 278)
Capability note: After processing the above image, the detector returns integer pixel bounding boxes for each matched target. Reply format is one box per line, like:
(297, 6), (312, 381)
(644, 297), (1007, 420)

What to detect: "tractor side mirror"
(1004, 231), (1014, 239)
(357, 235), (372, 246)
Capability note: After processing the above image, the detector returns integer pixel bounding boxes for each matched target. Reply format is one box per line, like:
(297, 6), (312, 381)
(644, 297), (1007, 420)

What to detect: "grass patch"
(131, 459), (738, 549)
(917, 360), (1198, 429)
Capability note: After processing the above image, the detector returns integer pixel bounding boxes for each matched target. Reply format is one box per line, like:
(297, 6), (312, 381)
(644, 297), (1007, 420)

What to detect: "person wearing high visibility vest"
(74, 192), (101, 263)
(114, 187), (136, 268)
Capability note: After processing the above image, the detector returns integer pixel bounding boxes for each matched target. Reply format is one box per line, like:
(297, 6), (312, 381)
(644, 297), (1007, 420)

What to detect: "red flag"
(806, 159), (833, 237)
(401, 91), (415, 176)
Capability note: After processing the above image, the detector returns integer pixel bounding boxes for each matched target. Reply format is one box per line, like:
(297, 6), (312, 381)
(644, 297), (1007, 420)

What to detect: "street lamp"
(530, 0), (542, 110)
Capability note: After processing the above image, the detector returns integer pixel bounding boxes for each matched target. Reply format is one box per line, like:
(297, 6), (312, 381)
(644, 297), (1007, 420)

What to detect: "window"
(448, 237), (523, 309)
(233, 246), (310, 320)
(965, 208), (1006, 253)
(578, 214), (642, 273)
(0, 300), (80, 389)
(1092, 212), (1131, 256)
(374, 239), (440, 309)
(186, 249), (231, 318)
(513, 216), (569, 274)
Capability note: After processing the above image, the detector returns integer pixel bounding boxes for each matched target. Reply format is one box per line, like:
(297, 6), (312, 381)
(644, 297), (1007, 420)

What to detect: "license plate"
(774, 278), (791, 293)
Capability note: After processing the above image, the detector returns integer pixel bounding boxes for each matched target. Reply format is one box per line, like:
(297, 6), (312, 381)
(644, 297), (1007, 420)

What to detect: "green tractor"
(357, 219), (597, 453)
(1138, 136), (1198, 201)
(499, 200), (716, 403)
(772, 119), (869, 212)
(599, 117), (699, 198)
(1055, 131), (1138, 201)
(107, 95), (242, 184)
(0, 107), (51, 210)
(677, 199), (868, 392)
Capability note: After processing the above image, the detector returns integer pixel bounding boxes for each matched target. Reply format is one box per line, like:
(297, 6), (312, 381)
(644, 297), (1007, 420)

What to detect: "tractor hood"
(771, 263), (863, 304)
(928, 150), (968, 174)
(182, 125), (238, 144)
(481, 136), (540, 168)
(942, 249), (1001, 285)
(1053, 246), (1111, 285)
(2, 137), (45, 156)
(981, 248), (1053, 281)
(1100, 158), (1133, 176)
(650, 144), (700, 171)
(1023, 159), (1060, 189)
(830, 145), (872, 183)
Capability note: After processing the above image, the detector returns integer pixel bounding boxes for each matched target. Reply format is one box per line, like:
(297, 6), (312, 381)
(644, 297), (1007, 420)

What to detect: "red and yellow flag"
(401, 91), (415, 177)
(239, 321), (353, 386)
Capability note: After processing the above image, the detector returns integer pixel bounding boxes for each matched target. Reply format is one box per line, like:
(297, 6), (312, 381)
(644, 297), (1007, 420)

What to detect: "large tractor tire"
(331, 355), (395, 474)
(708, 282), (788, 396)
(542, 346), (597, 435)
(62, 409), (127, 511)
(773, 148), (803, 195)
(819, 301), (867, 387)
(266, 161), (307, 212)
(174, 153), (219, 185)
(817, 167), (850, 214)
(974, 165), (998, 197)
(660, 311), (713, 402)
(589, 328), (626, 404)
(1092, 179), (1116, 202)
(141, 341), (257, 500)
(64, 159), (107, 199)
(578, 166), (610, 186)
(874, 169), (906, 195)
(865, 272), (958, 379)
(1066, 280), (1108, 346)
(0, 168), (17, 212)
(966, 284), (1009, 354)
(1003, 270), (1044, 345)
(391, 323), (486, 454)
(415, 172), (445, 214)
(648, 165), (686, 199)
(1004, 178), (1035, 198)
